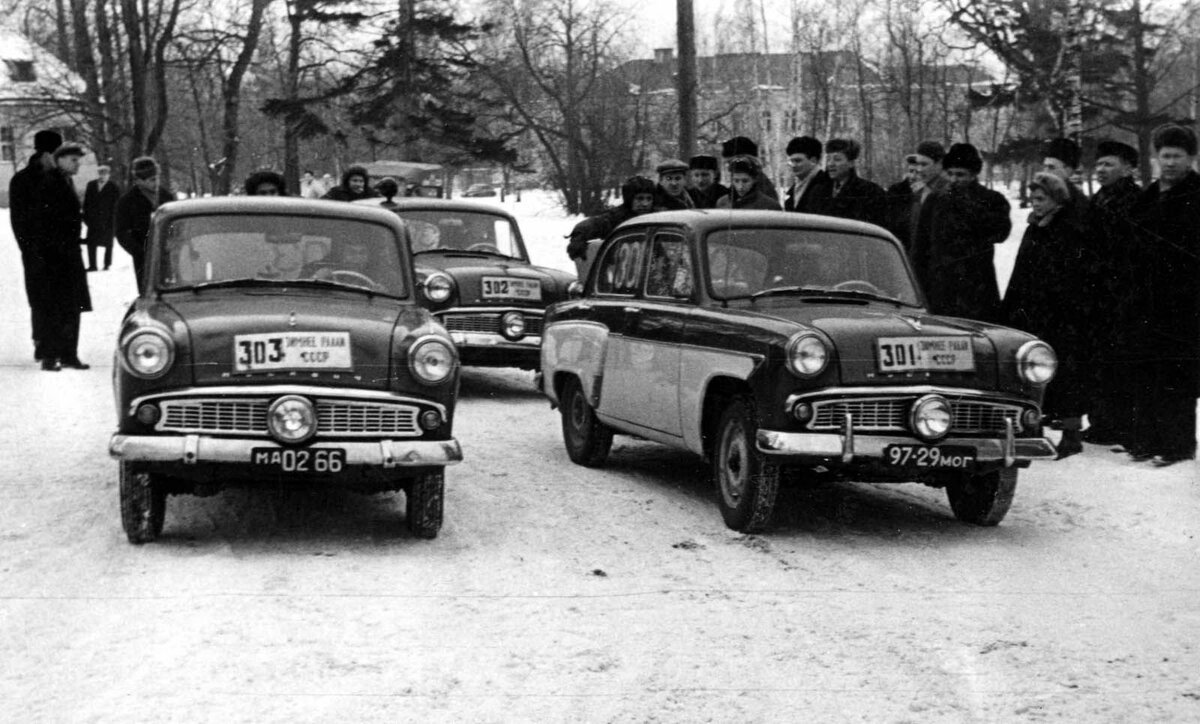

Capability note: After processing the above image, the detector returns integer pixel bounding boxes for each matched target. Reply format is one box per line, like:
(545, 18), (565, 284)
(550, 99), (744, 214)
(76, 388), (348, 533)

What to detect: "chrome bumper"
(448, 331), (540, 350)
(110, 434), (462, 468)
(757, 423), (1056, 467)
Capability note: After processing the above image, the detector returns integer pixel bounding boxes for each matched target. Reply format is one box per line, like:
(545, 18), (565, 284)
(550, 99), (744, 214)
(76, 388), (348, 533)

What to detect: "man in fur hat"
(566, 175), (657, 278)
(8, 129), (62, 363)
(686, 155), (727, 209)
(115, 156), (175, 293)
(782, 135), (832, 214)
(1041, 137), (1089, 216)
(822, 138), (885, 226)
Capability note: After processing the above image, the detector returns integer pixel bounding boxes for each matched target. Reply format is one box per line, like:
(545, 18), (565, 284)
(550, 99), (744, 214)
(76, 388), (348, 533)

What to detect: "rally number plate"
(233, 332), (352, 372)
(876, 336), (975, 372)
(884, 444), (976, 469)
(481, 276), (541, 301)
(251, 447), (346, 474)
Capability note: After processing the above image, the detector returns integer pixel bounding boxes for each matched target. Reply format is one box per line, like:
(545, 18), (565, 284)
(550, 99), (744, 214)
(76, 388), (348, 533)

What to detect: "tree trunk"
(676, 0), (696, 161)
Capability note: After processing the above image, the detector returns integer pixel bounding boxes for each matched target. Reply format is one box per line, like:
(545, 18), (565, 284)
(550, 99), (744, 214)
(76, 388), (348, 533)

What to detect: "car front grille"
(157, 398), (422, 437)
(809, 397), (1025, 434)
(442, 312), (543, 336)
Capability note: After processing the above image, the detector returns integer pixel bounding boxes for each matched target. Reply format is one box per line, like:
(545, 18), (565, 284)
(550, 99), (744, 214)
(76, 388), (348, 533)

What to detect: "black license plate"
(884, 444), (975, 469)
(251, 447), (346, 474)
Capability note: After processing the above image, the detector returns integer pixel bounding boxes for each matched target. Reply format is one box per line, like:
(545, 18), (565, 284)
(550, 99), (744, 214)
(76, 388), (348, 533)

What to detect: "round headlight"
(267, 395), (317, 444)
(409, 337), (457, 385)
(910, 394), (952, 441)
(423, 273), (453, 303)
(786, 333), (829, 377)
(500, 311), (526, 340)
(1016, 341), (1057, 385)
(122, 329), (174, 378)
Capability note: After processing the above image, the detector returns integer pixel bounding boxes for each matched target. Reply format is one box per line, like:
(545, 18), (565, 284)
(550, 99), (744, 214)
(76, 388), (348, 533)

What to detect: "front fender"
(540, 319), (609, 407)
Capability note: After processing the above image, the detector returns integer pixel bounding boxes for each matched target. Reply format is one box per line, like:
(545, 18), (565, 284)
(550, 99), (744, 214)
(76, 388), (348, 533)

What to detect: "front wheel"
(406, 470), (444, 539)
(560, 377), (613, 466)
(119, 462), (166, 544)
(713, 396), (780, 533)
(945, 468), (1018, 526)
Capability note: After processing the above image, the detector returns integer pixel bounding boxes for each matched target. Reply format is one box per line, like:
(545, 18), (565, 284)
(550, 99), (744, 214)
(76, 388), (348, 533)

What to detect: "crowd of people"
(567, 128), (1200, 467)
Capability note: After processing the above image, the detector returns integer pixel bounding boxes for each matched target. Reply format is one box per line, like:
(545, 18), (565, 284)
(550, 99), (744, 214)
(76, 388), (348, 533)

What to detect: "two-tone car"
(540, 210), (1059, 532)
(109, 198), (462, 543)
(359, 198), (575, 369)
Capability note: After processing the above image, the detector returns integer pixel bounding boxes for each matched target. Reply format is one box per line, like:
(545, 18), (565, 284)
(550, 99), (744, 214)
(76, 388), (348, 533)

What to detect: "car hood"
(417, 256), (574, 306)
(162, 289), (416, 389)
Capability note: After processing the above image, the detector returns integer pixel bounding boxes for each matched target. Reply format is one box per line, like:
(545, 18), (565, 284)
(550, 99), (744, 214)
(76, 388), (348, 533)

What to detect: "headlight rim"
(266, 394), (318, 445)
(1016, 340), (1058, 385)
(407, 334), (458, 386)
(786, 332), (830, 378)
(422, 272), (454, 303)
(500, 310), (527, 341)
(119, 327), (175, 379)
(909, 393), (952, 442)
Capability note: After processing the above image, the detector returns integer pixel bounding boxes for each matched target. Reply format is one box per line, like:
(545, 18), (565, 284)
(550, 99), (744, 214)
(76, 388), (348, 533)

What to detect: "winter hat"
(942, 143), (983, 174)
(906, 140), (946, 164)
(825, 138), (861, 161)
(1152, 124), (1198, 155)
(33, 129), (62, 153)
(655, 158), (689, 176)
(620, 175), (657, 206)
(721, 136), (759, 158)
(688, 154), (719, 171)
(785, 136), (822, 159)
(52, 143), (84, 159)
(727, 158), (760, 177)
(244, 169), (287, 195)
(1095, 140), (1138, 167)
(1030, 171), (1070, 205)
(131, 156), (159, 181)
(1042, 137), (1081, 169)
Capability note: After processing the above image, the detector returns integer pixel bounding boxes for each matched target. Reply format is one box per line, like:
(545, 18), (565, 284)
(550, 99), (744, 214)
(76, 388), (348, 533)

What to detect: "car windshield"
(155, 214), (408, 296)
(392, 209), (526, 260)
(704, 227), (921, 306)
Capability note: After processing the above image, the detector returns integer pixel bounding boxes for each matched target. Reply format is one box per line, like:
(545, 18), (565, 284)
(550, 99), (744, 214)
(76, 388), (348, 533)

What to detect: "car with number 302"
(539, 210), (1059, 533)
(108, 198), (462, 543)
(359, 197), (575, 369)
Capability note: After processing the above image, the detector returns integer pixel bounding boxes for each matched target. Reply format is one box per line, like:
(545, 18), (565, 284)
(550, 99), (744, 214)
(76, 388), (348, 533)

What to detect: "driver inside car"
(257, 232), (306, 280)
(307, 239), (372, 281)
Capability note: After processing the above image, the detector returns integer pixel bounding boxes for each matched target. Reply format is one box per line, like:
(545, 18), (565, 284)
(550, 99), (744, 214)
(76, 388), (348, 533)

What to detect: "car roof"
(613, 209), (898, 241)
(155, 196), (407, 229)
(352, 196), (519, 222)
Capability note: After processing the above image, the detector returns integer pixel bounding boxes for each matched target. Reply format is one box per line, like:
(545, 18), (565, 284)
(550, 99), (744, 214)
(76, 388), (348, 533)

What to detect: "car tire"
(406, 469), (444, 539)
(713, 396), (780, 533)
(946, 468), (1017, 526)
(119, 462), (166, 544)
(561, 377), (613, 467)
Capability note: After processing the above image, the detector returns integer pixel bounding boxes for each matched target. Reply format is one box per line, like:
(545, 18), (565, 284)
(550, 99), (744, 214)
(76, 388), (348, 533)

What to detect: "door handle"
(623, 306), (641, 314)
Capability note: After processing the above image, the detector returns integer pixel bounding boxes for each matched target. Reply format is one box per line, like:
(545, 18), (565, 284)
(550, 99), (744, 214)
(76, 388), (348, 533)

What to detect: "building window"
(0, 127), (13, 162)
(761, 109), (772, 133)
(5, 60), (36, 83)
(784, 109), (798, 133)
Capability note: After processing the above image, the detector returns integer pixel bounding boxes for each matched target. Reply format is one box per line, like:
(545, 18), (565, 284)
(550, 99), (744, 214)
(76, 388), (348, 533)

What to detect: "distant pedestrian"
(716, 158), (782, 210)
(782, 135), (832, 214)
(1041, 137), (1089, 216)
(686, 155), (727, 209)
(566, 175), (656, 278)
(822, 138), (885, 226)
(322, 166), (378, 201)
(244, 169), (287, 196)
(300, 170), (324, 199)
(911, 142), (1011, 322)
(654, 159), (695, 210)
(8, 129), (62, 362)
(1002, 172), (1094, 458)
(1124, 124), (1200, 466)
(36, 144), (92, 371)
(884, 141), (945, 252)
(115, 157), (174, 293)
(83, 164), (120, 271)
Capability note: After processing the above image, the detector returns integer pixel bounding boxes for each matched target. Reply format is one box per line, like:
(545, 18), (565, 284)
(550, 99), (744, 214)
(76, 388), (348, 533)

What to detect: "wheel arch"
(700, 376), (753, 459)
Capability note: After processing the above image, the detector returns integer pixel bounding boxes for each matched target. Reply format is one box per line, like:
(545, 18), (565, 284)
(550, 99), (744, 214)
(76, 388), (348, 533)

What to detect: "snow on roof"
(0, 28), (85, 100)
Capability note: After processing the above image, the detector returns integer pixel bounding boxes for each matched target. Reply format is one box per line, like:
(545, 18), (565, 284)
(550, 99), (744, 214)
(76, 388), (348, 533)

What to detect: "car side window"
(594, 233), (646, 296)
(645, 233), (692, 300)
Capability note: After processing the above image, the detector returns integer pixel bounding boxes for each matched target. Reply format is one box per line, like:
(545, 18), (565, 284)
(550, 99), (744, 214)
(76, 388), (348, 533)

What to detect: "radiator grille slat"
(157, 398), (422, 437)
(442, 313), (543, 335)
(809, 398), (1024, 434)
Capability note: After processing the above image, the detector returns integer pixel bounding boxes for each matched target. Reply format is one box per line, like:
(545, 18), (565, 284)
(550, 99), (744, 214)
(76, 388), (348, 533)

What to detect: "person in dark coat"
(721, 136), (779, 203)
(911, 142), (1011, 322)
(686, 155), (728, 209)
(8, 129), (62, 362)
(321, 165), (379, 201)
(35, 144), (93, 371)
(884, 141), (946, 252)
(782, 135), (833, 214)
(565, 175), (657, 278)
(822, 138), (885, 226)
(1002, 172), (1094, 458)
(244, 169), (288, 196)
(1041, 137), (1089, 218)
(83, 164), (120, 271)
(1085, 140), (1142, 448)
(1124, 124), (1200, 466)
(654, 159), (695, 210)
(115, 156), (174, 293)
(716, 157), (782, 210)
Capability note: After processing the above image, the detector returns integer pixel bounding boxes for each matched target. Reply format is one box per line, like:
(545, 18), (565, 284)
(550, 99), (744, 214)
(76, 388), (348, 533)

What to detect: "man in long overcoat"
(822, 138), (885, 226)
(8, 129), (61, 362)
(36, 144), (92, 370)
(782, 136), (833, 214)
(884, 141), (946, 252)
(911, 142), (1011, 322)
(83, 164), (120, 271)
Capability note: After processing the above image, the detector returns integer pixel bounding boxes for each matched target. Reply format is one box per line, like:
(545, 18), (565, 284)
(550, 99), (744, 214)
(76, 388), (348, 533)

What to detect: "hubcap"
(720, 420), (748, 506)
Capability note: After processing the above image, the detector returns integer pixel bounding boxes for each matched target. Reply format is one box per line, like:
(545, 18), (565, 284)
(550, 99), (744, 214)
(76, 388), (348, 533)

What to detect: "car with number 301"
(108, 198), (462, 543)
(539, 210), (1058, 532)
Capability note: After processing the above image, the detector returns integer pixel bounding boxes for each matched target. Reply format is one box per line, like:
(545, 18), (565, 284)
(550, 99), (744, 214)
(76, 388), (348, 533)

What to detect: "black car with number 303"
(108, 198), (462, 543)
(539, 210), (1059, 533)
(358, 197), (575, 369)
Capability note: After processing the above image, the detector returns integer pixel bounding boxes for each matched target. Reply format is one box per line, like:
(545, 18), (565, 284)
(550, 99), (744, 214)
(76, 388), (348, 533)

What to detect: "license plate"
(251, 447), (346, 473)
(877, 336), (975, 372)
(884, 444), (976, 469)
(481, 276), (541, 301)
(233, 332), (352, 372)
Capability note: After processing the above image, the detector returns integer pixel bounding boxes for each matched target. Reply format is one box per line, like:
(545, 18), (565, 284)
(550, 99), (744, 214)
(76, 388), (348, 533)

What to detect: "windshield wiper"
(742, 285), (915, 307)
(181, 277), (392, 297)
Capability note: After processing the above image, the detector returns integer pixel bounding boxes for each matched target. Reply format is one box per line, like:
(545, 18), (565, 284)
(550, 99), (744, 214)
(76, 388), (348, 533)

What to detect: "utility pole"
(677, 0), (697, 160)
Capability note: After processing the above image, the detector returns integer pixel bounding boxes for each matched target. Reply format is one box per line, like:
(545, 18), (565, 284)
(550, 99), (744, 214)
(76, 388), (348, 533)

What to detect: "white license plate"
(233, 332), (352, 372)
(876, 336), (975, 372)
(481, 276), (541, 301)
